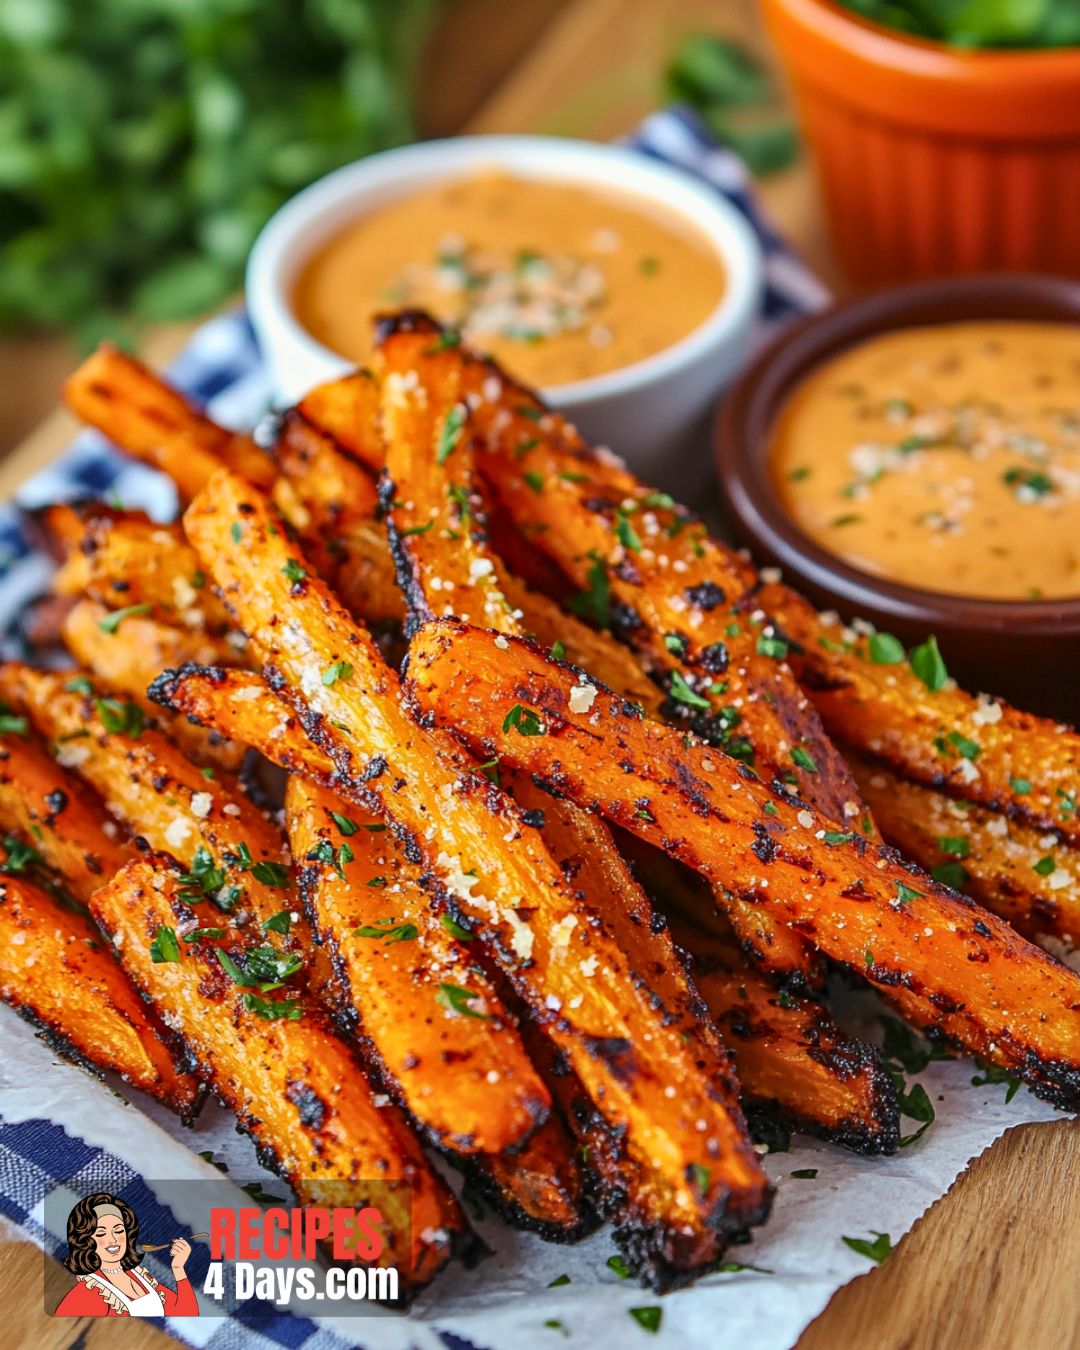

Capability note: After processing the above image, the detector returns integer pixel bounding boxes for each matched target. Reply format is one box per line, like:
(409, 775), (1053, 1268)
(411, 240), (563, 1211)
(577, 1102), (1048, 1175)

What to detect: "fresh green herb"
(262, 910), (293, 938)
(791, 746), (818, 773)
(243, 992), (302, 1021)
(365, 876), (386, 888)
(566, 551), (610, 629)
(436, 982), (491, 1020)
(547, 1274), (571, 1288)
(665, 34), (797, 175)
(947, 730), (981, 761)
(177, 845), (227, 901)
(1003, 466), (1054, 497)
(641, 491), (675, 510)
(897, 1081), (935, 1146)
(310, 839), (353, 880)
(1034, 854), (1057, 876)
(182, 927), (225, 943)
(64, 676), (94, 696)
(615, 513), (642, 553)
(606, 1254), (631, 1279)
(787, 466), (811, 482)
(549, 640), (566, 661)
(281, 559), (307, 583)
(94, 697), (145, 738)
(829, 513), (862, 528)
(330, 812), (359, 836)
(909, 635), (948, 692)
(1010, 776), (1032, 795)
(441, 913), (474, 942)
(971, 1060), (1022, 1102)
(823, 830), (855, 846)
(668, 670), (711, 710)
(230, 522), (243, 544)
(664, 633), (687, 656)
(503, 703), (545, 736)
(217, 944), (302, 988)
(355, 920), (418, 945)
(321, 660), (353, 686)
(523, 470), (545, 494)
(894, 881), (923, 906)
(0, 712), (28, 737)
(437, 405), (466, 463)
(97, 603), (152, 634)
(424, 329), (461, 354)
(250, 860), (290, 888)
(937, 835), (970, 858)
(718, 1261), (773, 1274)
(559, 469), (589, 485)
(932, 861), (968, 889)
(791, 1169), (818, 1179)
(755, 633), (788, 660)
(200, 767), (216, 780)
(842, 1232), (892, 1264)
(400, 519), (434, 536)
(543, 1320), (566, 1335)
(690, 1162), (711, 1193)
(628, 1307), (663, 1334)
(149, 926), (180, 964)
(868, 632), (905, 664)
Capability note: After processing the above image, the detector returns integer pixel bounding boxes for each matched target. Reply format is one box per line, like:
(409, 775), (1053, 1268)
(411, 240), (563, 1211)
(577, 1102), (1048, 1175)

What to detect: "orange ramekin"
(762, 0), (1080, 283)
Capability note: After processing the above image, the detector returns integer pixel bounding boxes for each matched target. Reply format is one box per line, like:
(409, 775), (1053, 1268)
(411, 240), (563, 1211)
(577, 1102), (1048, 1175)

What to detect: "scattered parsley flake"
(97, 603), (151, 634)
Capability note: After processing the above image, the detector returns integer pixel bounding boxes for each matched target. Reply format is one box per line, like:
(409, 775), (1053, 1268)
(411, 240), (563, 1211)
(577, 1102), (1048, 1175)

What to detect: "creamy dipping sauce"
(292, 170), (726, 388)
(769, 321), (1080, 600)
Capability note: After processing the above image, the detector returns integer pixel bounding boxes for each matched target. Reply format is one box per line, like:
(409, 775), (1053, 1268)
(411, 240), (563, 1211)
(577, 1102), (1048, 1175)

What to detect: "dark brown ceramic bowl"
(714, 274), (1080, 722)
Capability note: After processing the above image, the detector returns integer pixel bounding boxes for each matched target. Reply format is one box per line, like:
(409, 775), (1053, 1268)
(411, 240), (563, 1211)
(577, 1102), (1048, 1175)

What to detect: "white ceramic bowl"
(246, 135), (762, 492)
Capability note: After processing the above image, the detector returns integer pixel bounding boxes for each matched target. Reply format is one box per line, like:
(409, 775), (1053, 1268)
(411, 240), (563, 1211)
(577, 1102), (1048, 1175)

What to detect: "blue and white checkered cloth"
(0, 108), (828, 1347)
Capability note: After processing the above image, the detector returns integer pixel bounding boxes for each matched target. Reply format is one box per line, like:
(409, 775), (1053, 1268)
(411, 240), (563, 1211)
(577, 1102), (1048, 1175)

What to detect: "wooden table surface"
(6, 3), (1079, 1348)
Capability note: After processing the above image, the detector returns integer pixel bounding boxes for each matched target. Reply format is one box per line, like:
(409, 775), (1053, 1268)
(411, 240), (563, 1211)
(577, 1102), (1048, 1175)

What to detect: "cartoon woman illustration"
(54, 1191), (199, 1317)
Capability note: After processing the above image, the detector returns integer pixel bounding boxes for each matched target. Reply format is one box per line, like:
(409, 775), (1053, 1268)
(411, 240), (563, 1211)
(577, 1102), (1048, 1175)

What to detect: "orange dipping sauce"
(292, 171), (726, 388)
(769, 321), (1080, 600)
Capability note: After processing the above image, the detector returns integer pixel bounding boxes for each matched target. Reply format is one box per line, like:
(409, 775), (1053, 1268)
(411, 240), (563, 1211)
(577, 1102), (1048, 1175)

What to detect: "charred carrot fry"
(286, 775), (550, 1156)
(0, 872), (201, 1118)
(180, 469), (772, 1277)
(90, 855), (473, 1296)
(0, 726), (131, 902)
(64, 344), (275, 499)
(850, 751), (1080, 949)
(405, 619), (1080, 1109)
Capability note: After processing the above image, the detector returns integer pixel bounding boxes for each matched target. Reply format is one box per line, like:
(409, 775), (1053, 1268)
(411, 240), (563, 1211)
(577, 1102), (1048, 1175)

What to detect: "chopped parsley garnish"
(436, 404), (466, 463)
(719, 1261), (773, 1274)
(1033, 854), (1057, 876)
(1010, 776), (1032, 795)
(664, 633), (687, 656)
(549, 640), (566, 661)
(365, 876), (386, 888)
(547, 1274), (571, 1288)
(566, 551), (610, 628)
(909, 635), (948, 692)
(894, 881), (923, 906)
(400, 519), (434, 536)
(250, 860), (290, 888)
(230, 522), (243, 544)
(503, 703), (545, 736)
(149, 925), (180, 963)
(829, 513), (862, 528)
(177, 845), (227, 901)
(843, 1232), (892, 1264)
(0, 836), (53, 884)
(791, 1169), (818, 1179)
(64, 676), (94, 695)
(523, 470), (545, 494)
(971, 1060), (1021, 1102)
(628, 1307), (662, 1333)
(97, 602), (152, 634)
(897, 1080), (935, 1147)
(823, 830), (855, 845)
(321, 660), (353, 686)
(689, 1162), (711, 1193)
(281, 559), (307, 583)
(668, 670), (710, 710)
(355, 919), (418, 945)
(94, 697), (145, 738)
(0, 712), (28, 737)
(787, 466), (811, 482)
(262, 910), (293, 937)
(217, 944), (302, 987)
(243, 992), (302, 1021)
(791, 746), (818, 773)
(868, 631), (905, 664)
(755, 633), (788, 660)
(330, 812), (359, 836)
(436, 982), (490, 1019)
(182, 926), (225, 942)
(441, 913), (474, 942)
(937, 835), (970, 858)
(615, 513), (642, 553)
(606, 1255), (631, 1279)
(310, 839), (353, 880)
(931, 861), (968, 889)
(1003, 466), (1054, 498)
(947, 730), (980, 760)
(423, 328), (461, 353)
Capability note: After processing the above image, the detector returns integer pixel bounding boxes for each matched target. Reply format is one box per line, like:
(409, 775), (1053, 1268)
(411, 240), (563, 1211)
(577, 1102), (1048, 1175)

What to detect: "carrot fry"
(850, 751), (1080, 949)
(0, 726), (131, 902)
(64, 344), (275, 499)
(61, 600), (246, 772)
(0, 872), (201, 1118)
(763, 584), (1080, 848)
(90, 855), (473, 1295)
(405, 619), (1080, 1108)
(286, 774), (550, 1155)
(181, 469), (772, 1278)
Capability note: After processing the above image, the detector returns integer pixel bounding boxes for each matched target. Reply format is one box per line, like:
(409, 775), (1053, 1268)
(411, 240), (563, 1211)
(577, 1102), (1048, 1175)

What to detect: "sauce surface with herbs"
(769, 321), (1080, 600)
(293, 170), (726, 387)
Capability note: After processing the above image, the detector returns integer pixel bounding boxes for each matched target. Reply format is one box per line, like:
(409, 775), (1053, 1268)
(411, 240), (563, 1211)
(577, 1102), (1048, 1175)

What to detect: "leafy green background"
(838, 0), (1080, 47)
(0, 0), (435, 345)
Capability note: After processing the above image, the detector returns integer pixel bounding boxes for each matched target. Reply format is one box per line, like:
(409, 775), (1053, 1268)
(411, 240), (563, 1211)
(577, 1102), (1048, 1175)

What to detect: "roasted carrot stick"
(0, 872), (202, 1118)
(180, 469), (772, 1276)
(90, 855), (473, 1296)
(64, 344), (275, 500)
(405, 619), (1080, 1109)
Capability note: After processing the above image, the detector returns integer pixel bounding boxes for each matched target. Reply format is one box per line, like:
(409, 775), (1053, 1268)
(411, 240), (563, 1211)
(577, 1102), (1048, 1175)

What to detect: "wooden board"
(5, 3), (1079, 1348)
